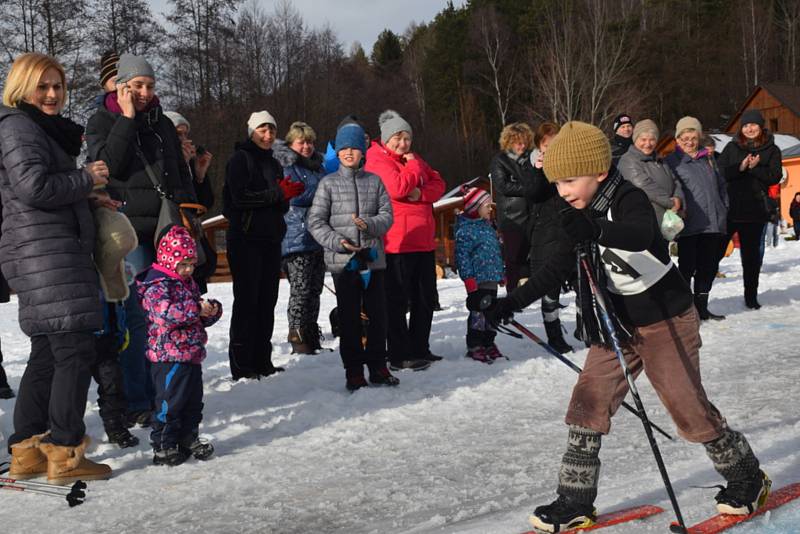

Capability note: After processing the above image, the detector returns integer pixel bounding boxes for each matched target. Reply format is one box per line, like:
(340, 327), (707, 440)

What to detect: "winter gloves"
(482, 296), (516, 327)
(560, 207), (601, 244)
(466, 289), (494, 312)
(279, 177), (305, 200)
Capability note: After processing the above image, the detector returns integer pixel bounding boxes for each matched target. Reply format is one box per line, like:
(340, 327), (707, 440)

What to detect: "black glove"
(466, 289), (494, 312)
(483, 296), (516, 327)
(560, 206), (600, 243)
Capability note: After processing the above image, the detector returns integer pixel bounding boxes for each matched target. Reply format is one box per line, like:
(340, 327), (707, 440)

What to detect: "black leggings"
(677, 233), (727, 294)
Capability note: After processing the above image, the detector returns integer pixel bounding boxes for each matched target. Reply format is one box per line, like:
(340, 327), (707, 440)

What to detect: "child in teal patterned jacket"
(456, 187), (505, 363)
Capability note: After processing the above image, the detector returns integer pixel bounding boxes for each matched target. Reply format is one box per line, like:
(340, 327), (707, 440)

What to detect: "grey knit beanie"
(116, 54), (155, 84)
(632, 119), (659, 142)
(164, 111), (190, 131)
(379, 109), (412, 144)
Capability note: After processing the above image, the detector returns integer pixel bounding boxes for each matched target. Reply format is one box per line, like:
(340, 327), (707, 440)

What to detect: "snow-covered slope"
(1, 239), (798, 533)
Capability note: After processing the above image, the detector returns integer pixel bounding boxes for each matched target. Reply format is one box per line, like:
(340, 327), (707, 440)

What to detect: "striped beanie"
(543, 121), (611, 183)
(100, 51), (119, 87)
(462, 187), (491, 218)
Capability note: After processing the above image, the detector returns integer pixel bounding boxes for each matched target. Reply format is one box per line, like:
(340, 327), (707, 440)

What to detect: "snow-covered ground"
(1, 239), (799, 534)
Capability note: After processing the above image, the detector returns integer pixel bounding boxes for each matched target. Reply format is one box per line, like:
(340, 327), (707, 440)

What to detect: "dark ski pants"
(227, 239), (282, 379)
(500, 226), (529, 291)
(92, 332), (128, 431)
(728, 221), (766, 300)
(677, 232), (727, 295)
(283, 249), (325, 329)
(333, 269), (387, 370)
(118, 282), (155, 413)
(10, 331), (96, 447)
(565, 306), (725, 443)
(466, 283), (498, 348)
(794, 220), (800, 239)
(385, 251), (436, 364)
(150, 362), (203, 451)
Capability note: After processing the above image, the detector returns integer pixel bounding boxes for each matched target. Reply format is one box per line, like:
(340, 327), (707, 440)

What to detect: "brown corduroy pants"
(565, 306), (725, 443)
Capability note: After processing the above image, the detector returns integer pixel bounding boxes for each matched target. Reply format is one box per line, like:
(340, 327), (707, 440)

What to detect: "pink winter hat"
(462, 187), (491, 218)
(156, 225), (197, 273)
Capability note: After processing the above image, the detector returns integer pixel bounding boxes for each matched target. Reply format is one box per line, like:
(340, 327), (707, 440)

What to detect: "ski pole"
(0, 480), (86, 507)
(510, 319), (673, 441)
(577, 246), (687, 533)
(0, 476), (86, 493)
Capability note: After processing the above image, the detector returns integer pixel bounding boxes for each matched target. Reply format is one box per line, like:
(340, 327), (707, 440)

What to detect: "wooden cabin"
(724, 83), (800, 137)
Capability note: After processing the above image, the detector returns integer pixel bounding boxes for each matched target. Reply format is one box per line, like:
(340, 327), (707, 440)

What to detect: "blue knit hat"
(335, 122), (367, 153)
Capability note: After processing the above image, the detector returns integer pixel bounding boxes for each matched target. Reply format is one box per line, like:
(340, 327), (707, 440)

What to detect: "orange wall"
(782, 157), (800, 223)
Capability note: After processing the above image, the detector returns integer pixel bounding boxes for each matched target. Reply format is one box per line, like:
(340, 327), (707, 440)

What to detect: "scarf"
(104, 92), (162, 127)
(573, 168), (633, 348)
(17, 101), (83, 157)
(297, 151), (323, 172)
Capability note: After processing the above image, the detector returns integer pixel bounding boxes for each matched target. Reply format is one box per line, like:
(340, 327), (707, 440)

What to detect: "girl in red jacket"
(365, 110), (446, 371)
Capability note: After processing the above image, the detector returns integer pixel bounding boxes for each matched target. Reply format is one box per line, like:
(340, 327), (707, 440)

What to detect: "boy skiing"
(456, 186), (505, 362)
(485, 122), (768, 532)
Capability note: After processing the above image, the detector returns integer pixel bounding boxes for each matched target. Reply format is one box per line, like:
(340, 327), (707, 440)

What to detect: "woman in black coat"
(85, 54), (197, 426)
(223, 110), (303, 380)
(526, 122), (572, 353)
(0, 53), (112, 480)
(490, 122), (536, 290)
(718, 110), (782, 309)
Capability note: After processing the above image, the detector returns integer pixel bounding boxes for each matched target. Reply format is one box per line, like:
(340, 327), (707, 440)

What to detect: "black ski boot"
(153, 446), (189, 467)
(694, 293), (725, 321)
(529, 494), (597, 533)
(715, 470), (771, 515)
(545, 320), (573, 354)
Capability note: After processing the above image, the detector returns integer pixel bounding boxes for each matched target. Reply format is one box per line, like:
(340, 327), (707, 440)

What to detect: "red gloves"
(278, 177), (305, 200)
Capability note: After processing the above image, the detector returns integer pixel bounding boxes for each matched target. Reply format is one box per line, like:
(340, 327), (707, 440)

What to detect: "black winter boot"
(105, 420), (140, 449)
(179, 433), (215, 461)
(545, 320), (573, 354)
(153, 446), (189, 467)
(345, 367), (368, 392)
(705, 429), (768, 515)
(529, 494), (597, 533)
(744, 286), (761, 310)
(368, 364), (400, 387)
(694, 293), (725, 321)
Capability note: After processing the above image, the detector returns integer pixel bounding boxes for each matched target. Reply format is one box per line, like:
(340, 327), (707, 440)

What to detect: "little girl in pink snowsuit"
(137, 225), (222, 466)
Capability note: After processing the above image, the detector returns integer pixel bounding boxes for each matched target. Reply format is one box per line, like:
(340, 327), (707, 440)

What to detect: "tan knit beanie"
(675, 116), (702, 138)
(633, 119), (659, 142)
(542, 121), (611, 183)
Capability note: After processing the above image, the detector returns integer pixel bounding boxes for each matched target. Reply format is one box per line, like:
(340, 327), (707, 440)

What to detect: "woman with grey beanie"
(365, 110), (446, 371)
(665, 117), (729, 320)
(85, 53), (198, 426)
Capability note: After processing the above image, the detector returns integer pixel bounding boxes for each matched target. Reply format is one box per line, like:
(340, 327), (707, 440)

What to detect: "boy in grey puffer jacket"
(307, 122), (398, 391)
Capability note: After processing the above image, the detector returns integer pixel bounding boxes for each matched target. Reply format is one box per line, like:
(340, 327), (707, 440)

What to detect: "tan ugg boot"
(9, 433), (49, 480)
(39, 436), (112, 486)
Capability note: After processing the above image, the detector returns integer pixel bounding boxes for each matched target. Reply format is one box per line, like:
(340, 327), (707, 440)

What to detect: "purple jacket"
(137, 264), (222, 364)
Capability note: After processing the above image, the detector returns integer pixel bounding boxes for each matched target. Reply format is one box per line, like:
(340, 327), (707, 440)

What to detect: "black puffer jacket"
(0, 106), (102, 335)
(611, 135), (632, 165)
(490, 152), (534, 231)
(717, 133), (782, 223)
(223, 139), (288, 242)
(525, 165), (563, 273)
(85, 101), (196, 244)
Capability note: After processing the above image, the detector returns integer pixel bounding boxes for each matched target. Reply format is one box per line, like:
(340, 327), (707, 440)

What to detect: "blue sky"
(149, 0), (467, 53)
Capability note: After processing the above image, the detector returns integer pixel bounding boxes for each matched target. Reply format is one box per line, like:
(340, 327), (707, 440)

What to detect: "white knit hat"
(164, 111), (190, 132)
(247, 110), (277, 137)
